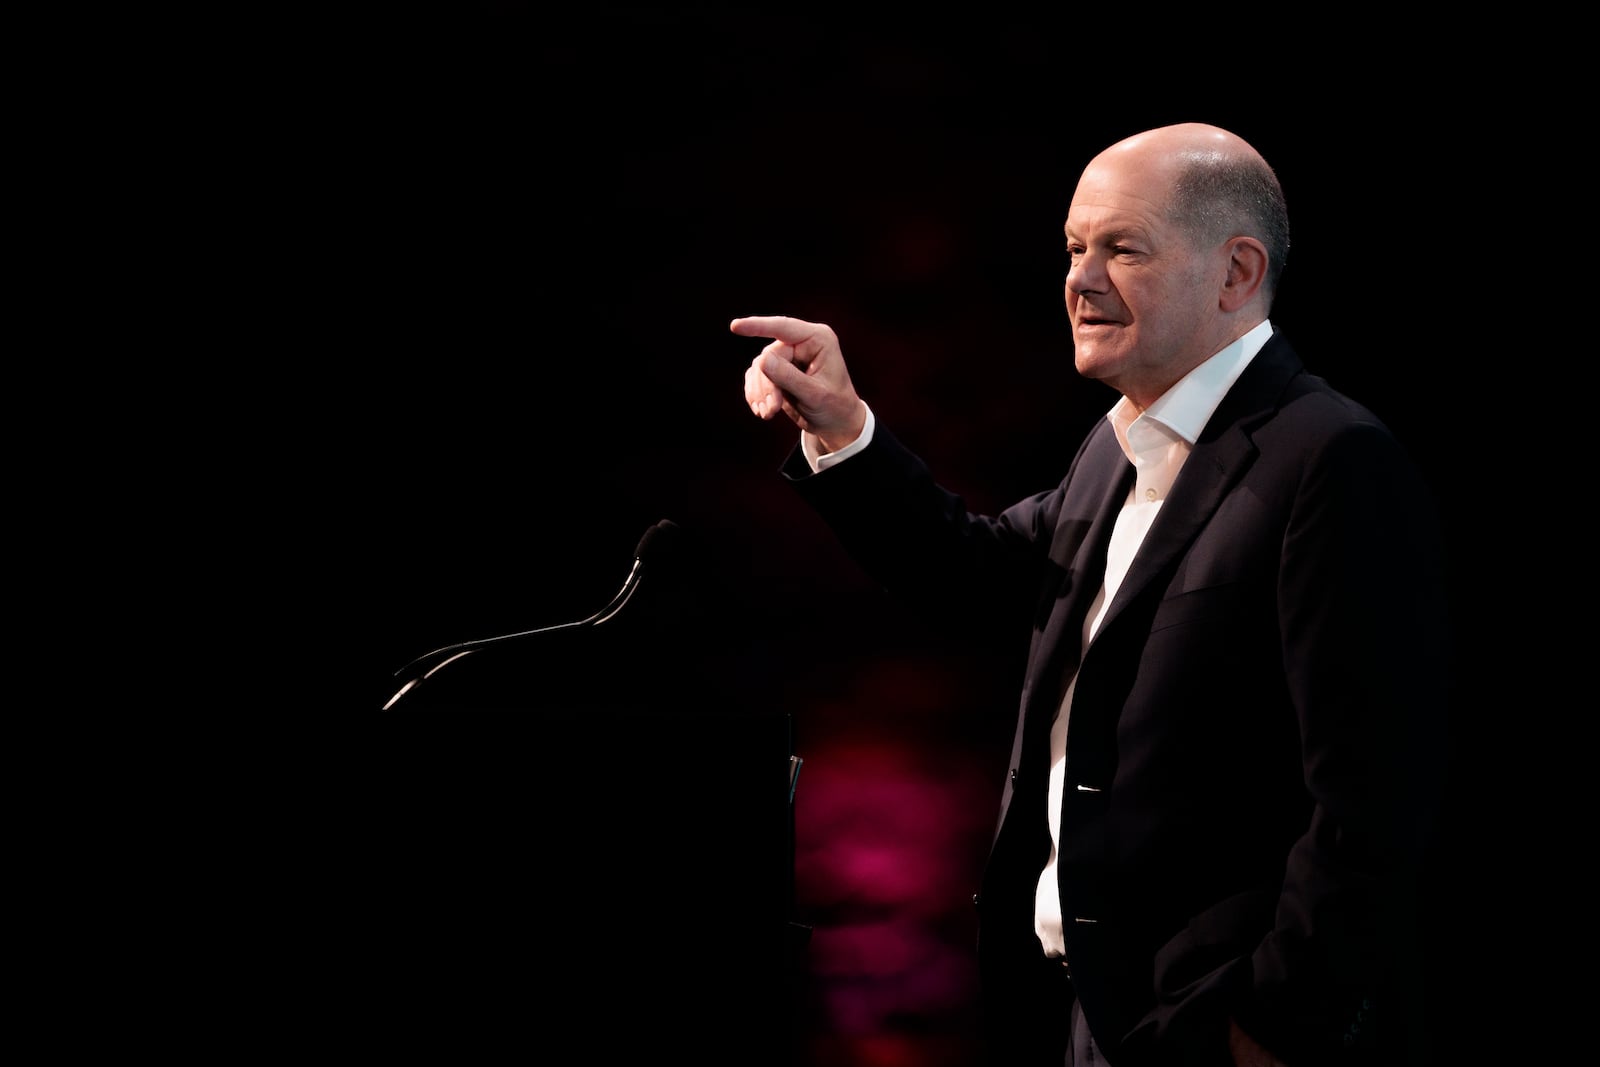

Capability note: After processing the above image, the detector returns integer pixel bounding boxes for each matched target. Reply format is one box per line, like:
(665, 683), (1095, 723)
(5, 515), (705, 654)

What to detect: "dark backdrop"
(347, 9), (1496, 1064)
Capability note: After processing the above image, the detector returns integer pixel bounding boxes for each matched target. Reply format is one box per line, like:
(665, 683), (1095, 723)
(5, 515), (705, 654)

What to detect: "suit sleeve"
(781, 421), (1059, 636)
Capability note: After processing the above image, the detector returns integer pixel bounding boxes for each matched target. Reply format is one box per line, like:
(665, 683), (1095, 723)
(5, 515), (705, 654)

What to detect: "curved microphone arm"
(381, 520), (678, 712)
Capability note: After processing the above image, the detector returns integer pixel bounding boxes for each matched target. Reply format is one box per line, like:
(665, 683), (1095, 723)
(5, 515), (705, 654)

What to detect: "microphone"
(381, 519), (682, 711)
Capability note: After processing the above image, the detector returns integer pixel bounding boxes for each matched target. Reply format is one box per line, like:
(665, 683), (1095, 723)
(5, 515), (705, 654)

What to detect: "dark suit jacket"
(783, 330), (1451, 1065)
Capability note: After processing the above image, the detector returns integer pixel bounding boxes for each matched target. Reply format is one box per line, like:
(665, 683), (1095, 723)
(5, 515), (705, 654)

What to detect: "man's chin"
(1073, 347), (1117, 382)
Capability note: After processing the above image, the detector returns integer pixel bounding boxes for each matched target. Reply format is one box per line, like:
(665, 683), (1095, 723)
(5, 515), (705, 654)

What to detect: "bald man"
(734, 124), (1450, 1065)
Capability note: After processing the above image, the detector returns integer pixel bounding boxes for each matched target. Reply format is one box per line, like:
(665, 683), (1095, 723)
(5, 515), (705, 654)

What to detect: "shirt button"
(1145, 487), (1157, 501)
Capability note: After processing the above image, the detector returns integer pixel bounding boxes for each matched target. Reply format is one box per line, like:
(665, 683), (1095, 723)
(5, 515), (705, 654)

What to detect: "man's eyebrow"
(1064, 225), (1147, 244)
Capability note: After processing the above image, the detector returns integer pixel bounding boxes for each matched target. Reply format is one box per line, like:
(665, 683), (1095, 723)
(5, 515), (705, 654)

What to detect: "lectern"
(369, 551), (805, 1062)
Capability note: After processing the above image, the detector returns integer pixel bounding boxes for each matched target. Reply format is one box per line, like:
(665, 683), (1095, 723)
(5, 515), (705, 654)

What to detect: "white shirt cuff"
(804, 404), (875, 472)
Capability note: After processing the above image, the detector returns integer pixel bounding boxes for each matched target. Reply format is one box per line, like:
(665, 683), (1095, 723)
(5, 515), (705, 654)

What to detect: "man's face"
(1063, 153), (1225, 409)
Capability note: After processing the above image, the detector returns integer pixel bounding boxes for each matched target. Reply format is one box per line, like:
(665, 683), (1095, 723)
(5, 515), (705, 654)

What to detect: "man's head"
(1063, 123), (1288, 409)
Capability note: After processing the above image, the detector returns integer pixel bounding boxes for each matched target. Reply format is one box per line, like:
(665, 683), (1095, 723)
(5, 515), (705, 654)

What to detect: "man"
(733, 123), (1450, 1064)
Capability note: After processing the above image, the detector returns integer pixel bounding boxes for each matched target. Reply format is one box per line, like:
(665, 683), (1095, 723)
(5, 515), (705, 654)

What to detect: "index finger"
(729, 315), (820, 345)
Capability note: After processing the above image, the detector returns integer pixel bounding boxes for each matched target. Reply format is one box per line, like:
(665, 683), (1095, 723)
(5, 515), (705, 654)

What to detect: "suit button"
(1009, 767), (1018, 783)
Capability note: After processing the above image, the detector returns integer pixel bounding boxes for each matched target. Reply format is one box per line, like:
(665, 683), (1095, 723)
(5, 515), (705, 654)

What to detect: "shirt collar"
(1108, 319), (1274, 462)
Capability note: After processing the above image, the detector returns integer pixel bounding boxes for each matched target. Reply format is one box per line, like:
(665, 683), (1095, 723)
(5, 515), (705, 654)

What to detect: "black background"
(343, 9), (1501, 1064)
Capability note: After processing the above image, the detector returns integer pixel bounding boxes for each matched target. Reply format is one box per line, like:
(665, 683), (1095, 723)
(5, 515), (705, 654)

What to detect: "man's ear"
(1219, 237), (1268, 313)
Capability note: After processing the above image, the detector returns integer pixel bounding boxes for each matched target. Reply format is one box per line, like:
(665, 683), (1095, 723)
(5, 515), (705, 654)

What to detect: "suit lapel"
(1094, 333), (1303, 639)
(1019, 427), (1134, 742)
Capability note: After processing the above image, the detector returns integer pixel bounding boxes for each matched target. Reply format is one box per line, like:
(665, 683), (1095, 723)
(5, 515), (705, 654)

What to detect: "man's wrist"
(807, 404), (876, 472)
